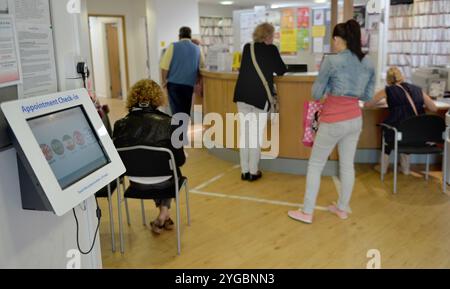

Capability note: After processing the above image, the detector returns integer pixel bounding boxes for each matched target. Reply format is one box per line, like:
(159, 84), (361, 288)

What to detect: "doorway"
(88, 15), (129, 99)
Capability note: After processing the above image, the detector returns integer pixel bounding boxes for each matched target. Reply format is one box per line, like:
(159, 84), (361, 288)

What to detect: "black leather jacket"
(112, 107), (186, 167)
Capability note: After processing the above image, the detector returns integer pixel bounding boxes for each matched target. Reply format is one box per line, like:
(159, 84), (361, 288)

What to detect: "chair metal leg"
(106, 184), (116, 253)
(393, 149), (398, 194)
(184, 180), (191, 226)
(140, 200), (146, 226)
(444, 139), (448, 194)
(381, 137), (386, 182)
(176, 193), (181, 255)
(124, 198), (131, 226)
(122, 179), (131, 225)
(425, 155), (430, 181)
(116, 178), (124, 254)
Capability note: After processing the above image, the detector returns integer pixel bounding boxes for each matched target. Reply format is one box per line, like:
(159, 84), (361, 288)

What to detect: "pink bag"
(302, 101), (323, 147)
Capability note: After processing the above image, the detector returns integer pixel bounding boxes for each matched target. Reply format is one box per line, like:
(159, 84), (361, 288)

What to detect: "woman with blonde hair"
(233, 22), (287, 181)
(365, 67), (437, 174)
(113, 79), (186, 234)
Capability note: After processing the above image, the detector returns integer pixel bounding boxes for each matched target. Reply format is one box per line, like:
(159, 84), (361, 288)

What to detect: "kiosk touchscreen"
(1, 89), (125, 216)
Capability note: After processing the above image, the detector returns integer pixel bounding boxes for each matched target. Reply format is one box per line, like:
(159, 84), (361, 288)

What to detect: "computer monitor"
(1, 89), (125, 216)
(286, 64), (308, 73)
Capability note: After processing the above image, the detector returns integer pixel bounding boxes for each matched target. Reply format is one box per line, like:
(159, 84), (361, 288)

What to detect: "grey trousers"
(303, 117), (362, 214)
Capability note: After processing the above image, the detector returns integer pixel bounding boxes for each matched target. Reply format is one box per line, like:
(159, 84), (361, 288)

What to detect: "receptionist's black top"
(384, 82), (426, 126)
(233, 42), (287, 110)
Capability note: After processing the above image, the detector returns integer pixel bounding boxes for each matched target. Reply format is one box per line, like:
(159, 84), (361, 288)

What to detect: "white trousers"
(237, 102), (268, 174)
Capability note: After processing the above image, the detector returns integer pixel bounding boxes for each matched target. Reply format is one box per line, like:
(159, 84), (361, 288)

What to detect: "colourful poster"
(312, 26), (326, 38)
(297, 29), (310, 51)
(313, 9), (325, 26)
(297, 7), (310, 28)
(280, 29), (297, 54)
(281, 9), (295, 29)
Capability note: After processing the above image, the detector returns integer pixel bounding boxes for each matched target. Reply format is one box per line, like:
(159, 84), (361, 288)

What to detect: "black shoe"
(249, 171), (262, 182)
(241, 172), (250, 181)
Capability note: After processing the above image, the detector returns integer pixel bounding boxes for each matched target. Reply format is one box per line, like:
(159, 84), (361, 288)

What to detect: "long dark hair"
(333, 19), (365, 61)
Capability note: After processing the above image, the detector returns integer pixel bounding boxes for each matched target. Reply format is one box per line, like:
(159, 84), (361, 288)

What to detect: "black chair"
(379, 115), (449, 194)
(116, 145), (190, 255)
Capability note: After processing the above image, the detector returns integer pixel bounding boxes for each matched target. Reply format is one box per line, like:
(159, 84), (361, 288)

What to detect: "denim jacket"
(312, 49), (375, 102)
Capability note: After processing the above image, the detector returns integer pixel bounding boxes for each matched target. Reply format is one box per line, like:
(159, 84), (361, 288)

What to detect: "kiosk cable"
(72, 197), (102, 255)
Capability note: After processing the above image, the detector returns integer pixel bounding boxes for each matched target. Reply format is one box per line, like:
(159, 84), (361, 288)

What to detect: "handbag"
(250, 42), (279, 115)
(302, 100), (323, 147)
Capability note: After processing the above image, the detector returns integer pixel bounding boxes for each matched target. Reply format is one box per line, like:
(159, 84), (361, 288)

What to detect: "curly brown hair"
(126, 79), (164, 109)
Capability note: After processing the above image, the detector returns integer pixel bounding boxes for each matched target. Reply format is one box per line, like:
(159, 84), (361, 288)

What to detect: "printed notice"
(16, 23), (57, 98)
(313, 37), (324, 53)
(8, 0), (50, 25)
(0, 15), (21, 88)
(8, 0), (57, 98)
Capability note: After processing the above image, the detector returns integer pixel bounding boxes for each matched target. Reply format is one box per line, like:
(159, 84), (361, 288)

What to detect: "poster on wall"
(281, 8), (295, 29)
(240, 12), (256, 49)
(297, 7), (310, 28)
(281, 9), (297, 54)
(9, 0), (57, 98)
(297, 29), (310, 51)
(313, 9), (324, 26)
(267, 10), (281, 48)
(0, 15), (22, 88)
(353, 5), (366, 27)
(281, 29), (297, 54)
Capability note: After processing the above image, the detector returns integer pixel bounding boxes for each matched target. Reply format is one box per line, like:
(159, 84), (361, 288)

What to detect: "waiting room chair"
(116, 145), (190, 255)
(95, 177), (128, 253)
(379, 115), (449, 194)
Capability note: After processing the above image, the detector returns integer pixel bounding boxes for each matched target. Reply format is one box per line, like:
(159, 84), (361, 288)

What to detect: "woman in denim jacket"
(288, 20), (375, 224)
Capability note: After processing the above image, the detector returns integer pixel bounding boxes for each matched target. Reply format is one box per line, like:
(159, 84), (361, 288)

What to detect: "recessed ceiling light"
(315, 0), (327, 3)
(220, 1), (234, 5)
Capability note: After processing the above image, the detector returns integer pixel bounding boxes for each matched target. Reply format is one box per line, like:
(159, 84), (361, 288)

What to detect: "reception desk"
(200, 70), (449, 174)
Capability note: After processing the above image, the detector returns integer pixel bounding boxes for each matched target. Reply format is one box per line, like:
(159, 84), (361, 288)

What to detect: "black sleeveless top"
(384, 82), (425, 126)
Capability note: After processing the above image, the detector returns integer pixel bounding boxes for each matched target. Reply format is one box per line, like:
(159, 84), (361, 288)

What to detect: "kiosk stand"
(1, 88), (125, 216)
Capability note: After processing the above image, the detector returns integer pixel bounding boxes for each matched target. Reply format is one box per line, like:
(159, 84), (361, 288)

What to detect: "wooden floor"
(98, 97), (450, 269)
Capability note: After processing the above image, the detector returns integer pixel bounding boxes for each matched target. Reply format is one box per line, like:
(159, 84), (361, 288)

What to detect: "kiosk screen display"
(27, 106), (110, 189)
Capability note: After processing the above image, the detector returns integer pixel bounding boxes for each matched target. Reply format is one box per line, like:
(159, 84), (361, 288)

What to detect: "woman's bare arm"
(422, 91), (438, 112)
(364, 89), (386, 108)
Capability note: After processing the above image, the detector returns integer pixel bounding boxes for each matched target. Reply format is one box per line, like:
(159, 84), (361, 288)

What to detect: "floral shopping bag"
(302, 100), (323, 147)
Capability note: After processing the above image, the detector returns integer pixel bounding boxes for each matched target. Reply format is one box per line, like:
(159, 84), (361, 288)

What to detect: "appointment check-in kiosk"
(1, 89), (125, 216)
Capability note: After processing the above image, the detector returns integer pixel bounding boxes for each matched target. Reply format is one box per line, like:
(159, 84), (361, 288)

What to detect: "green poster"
(297, 28), (310, 51)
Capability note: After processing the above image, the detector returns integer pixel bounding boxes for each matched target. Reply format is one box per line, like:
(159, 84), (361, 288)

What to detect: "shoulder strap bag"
(396, 84), (418, 116)
(250, 42), (279, 115)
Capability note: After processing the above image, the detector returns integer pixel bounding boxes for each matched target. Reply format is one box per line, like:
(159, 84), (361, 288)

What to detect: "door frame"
(88, 14), (130, 95)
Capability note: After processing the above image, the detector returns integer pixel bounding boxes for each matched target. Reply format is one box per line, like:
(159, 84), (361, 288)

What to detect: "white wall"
(89, 17), (128, 99)
(146, 0), (200, 83)
(199, 3), (238, 18)
(0, 0), (101, 269)
(87, 0), (148, 87)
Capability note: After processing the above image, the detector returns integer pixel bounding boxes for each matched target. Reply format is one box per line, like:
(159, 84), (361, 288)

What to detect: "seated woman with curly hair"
(113, 79), (186, 234)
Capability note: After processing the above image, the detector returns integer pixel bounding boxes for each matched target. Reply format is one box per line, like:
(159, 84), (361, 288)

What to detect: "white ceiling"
(198, 0), (366, 7)
(199, 0), (329, 7)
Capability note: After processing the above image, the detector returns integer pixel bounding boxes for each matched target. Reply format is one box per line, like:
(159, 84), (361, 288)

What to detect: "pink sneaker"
(288, 210), (313, 224)
(327, 205), (348, 220)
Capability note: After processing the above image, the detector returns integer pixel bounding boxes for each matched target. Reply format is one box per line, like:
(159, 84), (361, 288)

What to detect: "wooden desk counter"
(201, 70), (449, 161)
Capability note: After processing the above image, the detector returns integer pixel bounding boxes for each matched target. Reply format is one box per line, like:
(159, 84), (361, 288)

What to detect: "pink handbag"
(302, 100), (323, 147)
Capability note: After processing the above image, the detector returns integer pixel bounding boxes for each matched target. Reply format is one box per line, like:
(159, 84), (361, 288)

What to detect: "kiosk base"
(17, 154), (53, 213)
